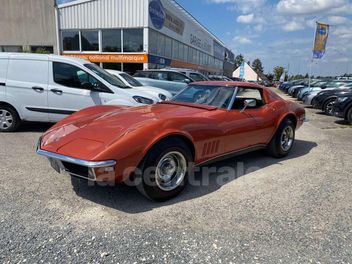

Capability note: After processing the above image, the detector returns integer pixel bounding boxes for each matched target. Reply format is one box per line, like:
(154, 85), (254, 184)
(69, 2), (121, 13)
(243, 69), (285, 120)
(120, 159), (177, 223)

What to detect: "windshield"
(84, 64), (130, 88)
(327, 82), (347, 88)
(312, 81), (327, 87)
(172, 85), (235, 109)
(120, 73), (143, 87)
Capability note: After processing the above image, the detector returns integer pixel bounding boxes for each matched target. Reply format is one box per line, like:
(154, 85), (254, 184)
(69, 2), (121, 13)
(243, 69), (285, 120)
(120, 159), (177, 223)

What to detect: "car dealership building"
(0, 0), (234, 75)
(56, 0), (234, 74)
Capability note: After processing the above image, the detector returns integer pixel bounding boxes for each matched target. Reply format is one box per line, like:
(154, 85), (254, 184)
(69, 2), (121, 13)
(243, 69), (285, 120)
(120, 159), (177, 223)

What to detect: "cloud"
(282, 20), (305, 31)
(233, 36), (252, 44)
(207, 0), (266, 13)
(327, 16), (349, 25)
(236, 13), (254, 23)
(277, 0), (348, 15)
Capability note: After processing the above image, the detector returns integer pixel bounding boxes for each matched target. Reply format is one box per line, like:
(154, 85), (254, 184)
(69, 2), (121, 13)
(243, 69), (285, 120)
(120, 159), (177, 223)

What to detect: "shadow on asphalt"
(16, 122), (54, 133)
(335, 120), (351, 126)
(71, 139), (317, 214)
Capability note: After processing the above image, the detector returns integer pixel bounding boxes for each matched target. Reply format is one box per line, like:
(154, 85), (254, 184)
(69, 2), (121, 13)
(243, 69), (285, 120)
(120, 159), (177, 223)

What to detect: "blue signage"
(149, 0), (165, 30)
(149, 55), (171, 66)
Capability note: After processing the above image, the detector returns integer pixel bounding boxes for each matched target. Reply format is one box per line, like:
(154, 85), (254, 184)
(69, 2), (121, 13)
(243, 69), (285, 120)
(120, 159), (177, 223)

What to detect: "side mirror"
(241, 99), (257, 113)
(184, 78), (191, 84)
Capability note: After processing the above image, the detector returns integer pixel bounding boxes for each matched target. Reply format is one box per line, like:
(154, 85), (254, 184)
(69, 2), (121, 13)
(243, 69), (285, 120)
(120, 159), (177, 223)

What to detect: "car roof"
(191, 81), (266, 89)
(0, 52), (89, 65)
(106, 69), (124, 74)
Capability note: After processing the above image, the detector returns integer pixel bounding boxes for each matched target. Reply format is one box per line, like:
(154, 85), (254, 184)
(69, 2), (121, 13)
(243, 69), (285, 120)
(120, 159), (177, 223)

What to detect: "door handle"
(0, 82), (5, 86)
(32, 86), (44, 92)
(51, 89), (63, 95)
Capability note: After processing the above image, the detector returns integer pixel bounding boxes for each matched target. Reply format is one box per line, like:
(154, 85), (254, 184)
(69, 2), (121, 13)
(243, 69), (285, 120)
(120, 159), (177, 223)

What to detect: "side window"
(150, 71), (168, 81)
(169, 72), (188, 83)
(53, 62), (103, 90)
(232, 88), (265, 110)
(190, 73), (206, 82)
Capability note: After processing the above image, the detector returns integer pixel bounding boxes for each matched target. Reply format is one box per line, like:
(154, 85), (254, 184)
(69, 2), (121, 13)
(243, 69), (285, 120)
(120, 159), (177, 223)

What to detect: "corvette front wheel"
(136, 138), (192, 201)
(268, 119), (295, 158)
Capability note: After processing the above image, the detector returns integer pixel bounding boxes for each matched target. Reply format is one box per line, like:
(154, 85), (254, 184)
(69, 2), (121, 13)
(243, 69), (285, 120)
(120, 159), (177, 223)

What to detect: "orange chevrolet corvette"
(37, 81), (305, 201)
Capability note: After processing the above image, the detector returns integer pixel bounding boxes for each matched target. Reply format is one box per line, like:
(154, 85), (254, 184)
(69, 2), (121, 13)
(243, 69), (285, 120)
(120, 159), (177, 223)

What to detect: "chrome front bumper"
(37, 138), (116, 181)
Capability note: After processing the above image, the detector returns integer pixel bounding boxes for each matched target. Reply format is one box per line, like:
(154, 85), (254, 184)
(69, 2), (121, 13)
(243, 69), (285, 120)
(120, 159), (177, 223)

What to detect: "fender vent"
(202, 140), (220, 157)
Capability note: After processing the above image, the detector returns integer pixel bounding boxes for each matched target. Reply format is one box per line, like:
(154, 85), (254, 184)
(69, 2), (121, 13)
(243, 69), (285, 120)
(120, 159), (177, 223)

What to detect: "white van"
(0, 53), (157, 132)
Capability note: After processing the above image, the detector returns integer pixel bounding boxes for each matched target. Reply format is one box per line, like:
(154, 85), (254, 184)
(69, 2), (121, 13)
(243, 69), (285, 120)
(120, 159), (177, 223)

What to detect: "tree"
(266, 73), (274, 82)
(234, 54), (245, 69)
(252, 58), (264, 74)
(273, 66), (285, 81)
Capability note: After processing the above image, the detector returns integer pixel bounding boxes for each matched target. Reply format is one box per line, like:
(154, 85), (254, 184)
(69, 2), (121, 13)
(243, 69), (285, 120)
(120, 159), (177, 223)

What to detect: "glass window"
(53, 62), (108, 92)
(183, 45), (188, 61)
(84, 63), (128, 88)
(172, 40), (179, 59)
(178, 43), (184, 60)
(120, 73), (143, 87)
(151, 71), (168, 81)
(1, 46), (23, 52)
(102, 29), (121, 52)
(123, 29), (143, 52)
(165, 37), (172, 58)
(232, 88), (265, 109)
(157, 33), (165, 56)
(81, 31), (99, 51)
(172, 85), (235, 109)
(190, 73), (207, 82)
(30, 46), (54, 54)
(103, 63), (122, 71)
(123, 63), (144, 75)
(62, 31), (79, 51)
(169, 72), (189, 83)
(149, 30), (158, 55)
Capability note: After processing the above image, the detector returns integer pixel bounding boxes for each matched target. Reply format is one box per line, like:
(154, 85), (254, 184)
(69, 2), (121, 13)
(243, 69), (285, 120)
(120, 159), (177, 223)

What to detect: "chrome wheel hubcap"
(326, 102), (334, 114)
(0, 109), (13, 130)
(281, 126), (294, 152)
(156, 151), (187, 192)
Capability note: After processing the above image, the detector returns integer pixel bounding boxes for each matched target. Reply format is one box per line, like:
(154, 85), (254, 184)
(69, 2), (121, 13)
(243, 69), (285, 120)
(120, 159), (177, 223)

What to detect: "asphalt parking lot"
(1, 89), (351, 263)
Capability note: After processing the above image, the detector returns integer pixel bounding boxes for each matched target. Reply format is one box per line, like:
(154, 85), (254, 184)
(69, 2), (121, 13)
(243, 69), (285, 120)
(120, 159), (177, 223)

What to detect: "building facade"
(57, 0), (234, 75)
(0, 0), (57, 53)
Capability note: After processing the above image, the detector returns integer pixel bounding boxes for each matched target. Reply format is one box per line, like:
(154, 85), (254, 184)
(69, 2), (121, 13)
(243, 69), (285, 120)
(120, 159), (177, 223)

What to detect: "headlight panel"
(133, 96), (154, 105)
(158, 94), (167, 101)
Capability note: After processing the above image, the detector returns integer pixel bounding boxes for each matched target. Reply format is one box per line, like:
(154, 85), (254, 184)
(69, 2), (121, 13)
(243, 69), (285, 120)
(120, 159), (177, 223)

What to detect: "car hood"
(114, 86), (159, 102)
(135, 86), (173, 98)
(41, 103), (216, 160)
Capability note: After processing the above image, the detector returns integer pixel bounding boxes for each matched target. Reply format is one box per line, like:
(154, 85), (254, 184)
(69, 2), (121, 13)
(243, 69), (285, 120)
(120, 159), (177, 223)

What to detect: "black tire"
(323, 98), (335, 115)
(0, 105), (21, 132)
(268, 119), (295, 158)
(135, 138), (192, 201)
(346, 107), (352, 124)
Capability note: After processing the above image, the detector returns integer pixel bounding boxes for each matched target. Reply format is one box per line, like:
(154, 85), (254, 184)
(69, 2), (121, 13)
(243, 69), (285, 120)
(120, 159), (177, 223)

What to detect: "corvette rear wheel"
(268, 119), (295, 158)
(136, 138), (192, 201)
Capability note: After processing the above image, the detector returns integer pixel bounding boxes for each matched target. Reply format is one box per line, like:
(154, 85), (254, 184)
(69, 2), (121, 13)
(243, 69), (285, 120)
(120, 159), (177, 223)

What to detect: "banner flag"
(239, 62), (245, 78)
(279, 72), (285, 83)
(313, 22), (329, 59)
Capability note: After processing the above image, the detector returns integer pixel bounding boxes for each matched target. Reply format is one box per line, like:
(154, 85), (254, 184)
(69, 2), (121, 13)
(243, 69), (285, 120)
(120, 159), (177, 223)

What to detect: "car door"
(48, 61), (108, 122)
(6, 58), (49, 122)
(231, 87), (277, 145)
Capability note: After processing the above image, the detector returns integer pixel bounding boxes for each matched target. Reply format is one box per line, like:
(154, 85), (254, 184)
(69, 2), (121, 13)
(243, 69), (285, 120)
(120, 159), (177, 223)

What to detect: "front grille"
(61, 161), (93, 180)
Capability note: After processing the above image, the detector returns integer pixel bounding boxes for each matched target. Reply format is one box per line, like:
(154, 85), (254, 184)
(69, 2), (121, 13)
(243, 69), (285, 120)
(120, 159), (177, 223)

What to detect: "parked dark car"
(312, 88), (352, 115)
(332, 92), (352, 123)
